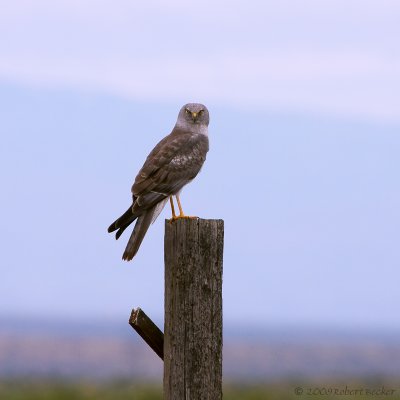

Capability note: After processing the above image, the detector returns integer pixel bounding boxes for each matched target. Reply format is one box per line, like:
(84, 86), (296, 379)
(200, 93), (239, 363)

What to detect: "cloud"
(0, 1), (399, 122)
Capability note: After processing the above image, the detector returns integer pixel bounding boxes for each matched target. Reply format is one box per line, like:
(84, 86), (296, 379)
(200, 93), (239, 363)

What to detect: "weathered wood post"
(164, 218), (224, 400)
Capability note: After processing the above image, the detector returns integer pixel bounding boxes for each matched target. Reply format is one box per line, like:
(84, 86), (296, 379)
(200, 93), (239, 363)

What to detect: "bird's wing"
(132, 133), (188, 194)
(131, 132), (208, 212)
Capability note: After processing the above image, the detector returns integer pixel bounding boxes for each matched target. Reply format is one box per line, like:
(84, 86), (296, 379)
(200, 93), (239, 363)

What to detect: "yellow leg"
(169, 196), (176, 219)
(176, 194), (185, 217)
(173, 194), (198, 220)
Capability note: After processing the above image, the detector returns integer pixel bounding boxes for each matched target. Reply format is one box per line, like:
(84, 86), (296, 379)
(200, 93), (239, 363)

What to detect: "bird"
(108, 103), (210, 261)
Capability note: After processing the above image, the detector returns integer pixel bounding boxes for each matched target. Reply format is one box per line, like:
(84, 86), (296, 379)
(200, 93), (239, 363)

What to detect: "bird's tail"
(122, 205), (157, 261)
(108, 205), (137, 240)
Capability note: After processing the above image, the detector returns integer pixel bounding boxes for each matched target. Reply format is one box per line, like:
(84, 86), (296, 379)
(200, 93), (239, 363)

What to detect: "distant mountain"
(1, 318), (399, 381)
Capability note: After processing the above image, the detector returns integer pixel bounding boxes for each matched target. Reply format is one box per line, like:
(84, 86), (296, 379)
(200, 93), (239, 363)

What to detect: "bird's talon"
(168, 214), (198, 223)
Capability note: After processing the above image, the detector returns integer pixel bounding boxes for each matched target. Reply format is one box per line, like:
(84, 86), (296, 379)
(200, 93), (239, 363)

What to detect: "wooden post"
(164, 218), (224, 400)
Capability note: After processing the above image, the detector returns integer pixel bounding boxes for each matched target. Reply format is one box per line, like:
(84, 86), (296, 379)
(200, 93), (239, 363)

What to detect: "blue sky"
(1, 1), (399, 330)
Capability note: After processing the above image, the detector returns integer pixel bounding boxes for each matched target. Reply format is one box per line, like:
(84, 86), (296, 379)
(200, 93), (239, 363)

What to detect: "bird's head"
(178, 103), (209, 127)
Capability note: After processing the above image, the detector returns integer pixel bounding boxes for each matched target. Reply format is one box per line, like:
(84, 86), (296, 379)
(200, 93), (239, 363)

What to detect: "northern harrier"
(108, 103), (210, 261)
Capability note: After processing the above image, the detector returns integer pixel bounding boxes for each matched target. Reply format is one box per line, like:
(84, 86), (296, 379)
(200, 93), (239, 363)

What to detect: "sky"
(1, 1), (400, 331)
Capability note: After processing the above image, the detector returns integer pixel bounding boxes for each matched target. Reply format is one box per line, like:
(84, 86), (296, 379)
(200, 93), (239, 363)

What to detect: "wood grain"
(164, 218), (224, 400)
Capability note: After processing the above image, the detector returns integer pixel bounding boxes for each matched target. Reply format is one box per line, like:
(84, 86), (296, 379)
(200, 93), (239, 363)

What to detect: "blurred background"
(1, 1), (399, 398)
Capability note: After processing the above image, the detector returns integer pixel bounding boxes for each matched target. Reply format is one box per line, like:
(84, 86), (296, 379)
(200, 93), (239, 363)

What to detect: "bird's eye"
(185, 109), (190, 114)
(198, 109), (204, 115)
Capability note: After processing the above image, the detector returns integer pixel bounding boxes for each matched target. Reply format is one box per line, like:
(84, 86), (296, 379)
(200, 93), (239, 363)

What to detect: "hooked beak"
(191, 112), (198, 122)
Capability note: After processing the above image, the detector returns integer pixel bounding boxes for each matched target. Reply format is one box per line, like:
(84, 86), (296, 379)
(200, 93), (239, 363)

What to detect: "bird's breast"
(170, 153), (196, 168)
(169, 142), (206, 169)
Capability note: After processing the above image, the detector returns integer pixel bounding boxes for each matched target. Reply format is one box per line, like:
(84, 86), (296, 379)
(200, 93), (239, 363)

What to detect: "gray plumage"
(108, 103), (210, 261)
